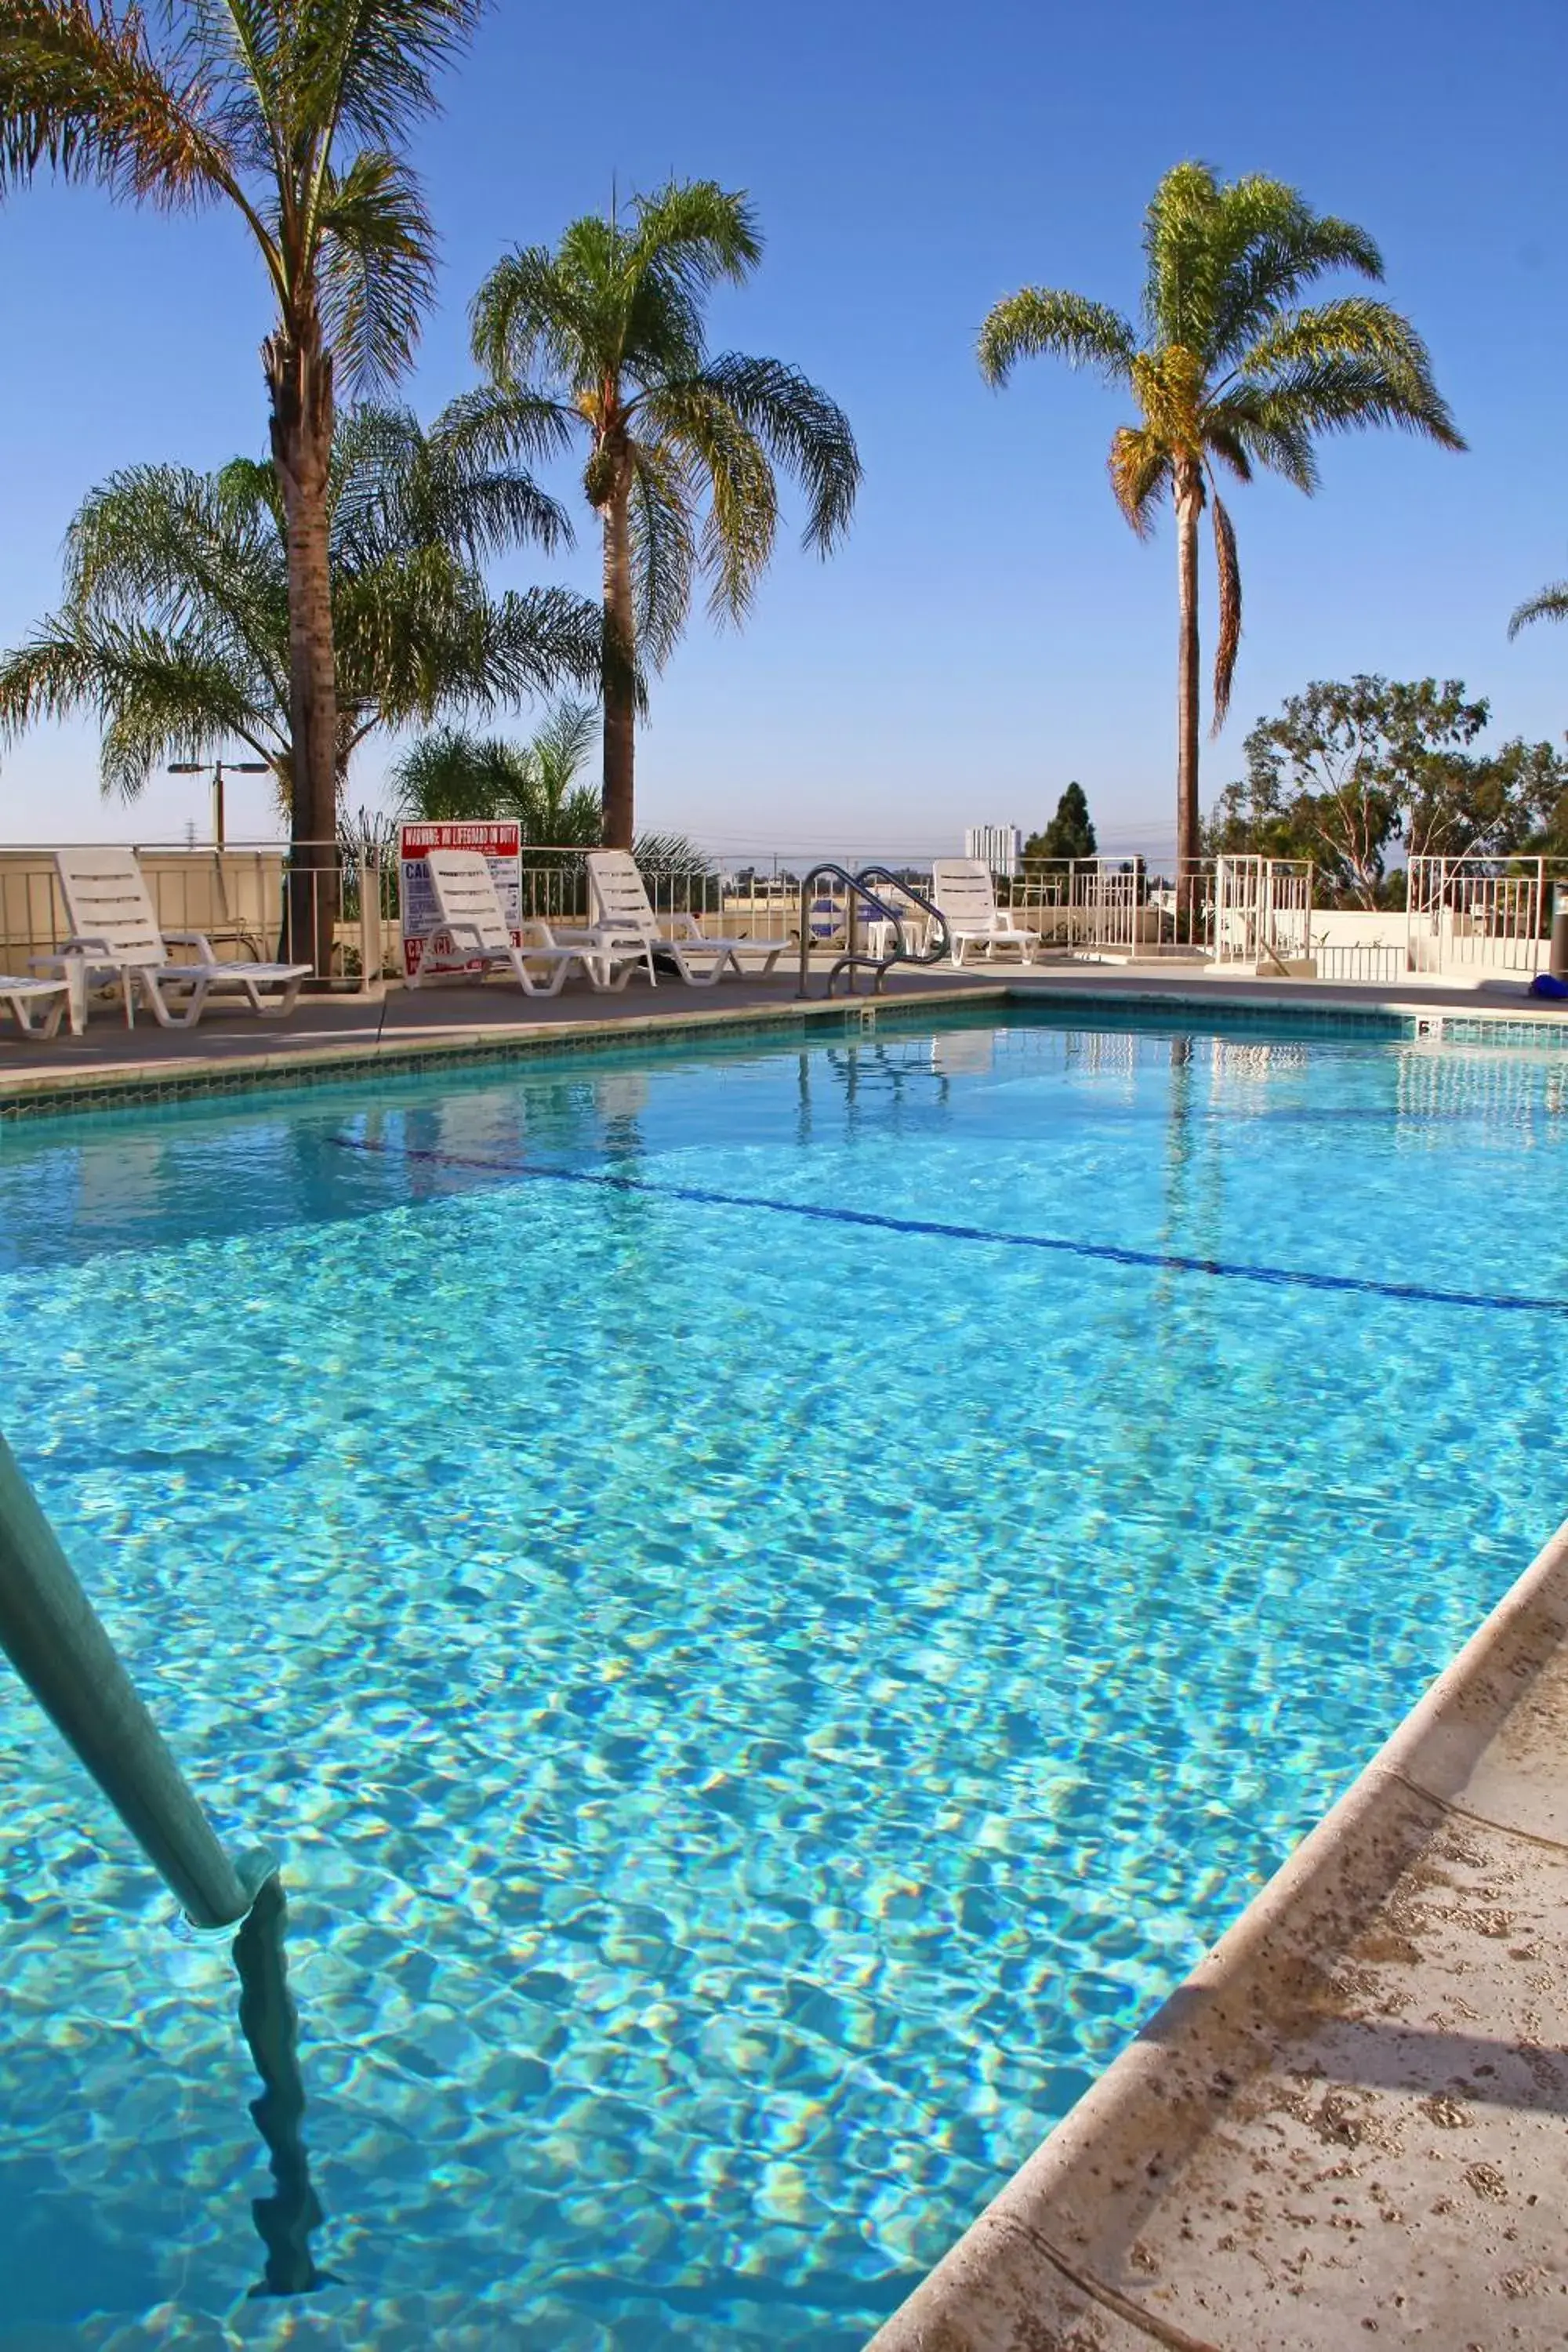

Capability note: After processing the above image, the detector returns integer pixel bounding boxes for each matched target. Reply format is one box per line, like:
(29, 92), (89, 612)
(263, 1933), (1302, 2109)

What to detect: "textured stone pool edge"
(865, 1510), (1568, 2351)
(5, 978), (1568, 1123)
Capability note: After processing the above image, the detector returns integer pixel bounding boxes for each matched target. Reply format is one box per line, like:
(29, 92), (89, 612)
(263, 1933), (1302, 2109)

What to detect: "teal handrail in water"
(0, 1429), (267, 1928)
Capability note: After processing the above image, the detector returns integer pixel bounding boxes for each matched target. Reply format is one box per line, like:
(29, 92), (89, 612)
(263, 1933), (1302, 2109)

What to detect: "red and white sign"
(398, 822), (523, 979)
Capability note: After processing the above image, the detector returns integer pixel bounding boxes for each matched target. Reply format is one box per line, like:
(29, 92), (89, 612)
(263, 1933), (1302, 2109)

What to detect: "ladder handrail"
(796, 864), (952, 999)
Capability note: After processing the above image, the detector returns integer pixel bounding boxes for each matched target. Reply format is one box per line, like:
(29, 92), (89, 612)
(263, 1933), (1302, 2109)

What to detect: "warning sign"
(397, 822), (522, 979)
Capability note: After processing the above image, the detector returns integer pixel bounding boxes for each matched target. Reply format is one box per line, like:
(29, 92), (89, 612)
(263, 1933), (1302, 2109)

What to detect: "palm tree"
(0, 0), (483, 960)
(1509, 579), (1568, 639)
(0, 406), (600, 804)
(460, 179), (861, 848)
(393, 701), (603, 841)
(393, 702), (706, 874)
(978, 162), (1463, 896)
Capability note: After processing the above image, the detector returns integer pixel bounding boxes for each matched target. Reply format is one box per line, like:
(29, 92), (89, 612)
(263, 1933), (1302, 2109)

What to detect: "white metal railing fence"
(998, 858), (1152, 953)
(1312, 942), (1406, 982)
(1212, 856), (1314, 969)
(1405, 855), (1563, 977)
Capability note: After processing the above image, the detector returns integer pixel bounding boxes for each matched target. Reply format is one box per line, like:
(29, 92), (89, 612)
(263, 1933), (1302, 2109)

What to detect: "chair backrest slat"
(426, 850), (511, 952)
(931, 858), (1000, 925)
(586, 851), (657, 938)
(56, 848), (168, 966)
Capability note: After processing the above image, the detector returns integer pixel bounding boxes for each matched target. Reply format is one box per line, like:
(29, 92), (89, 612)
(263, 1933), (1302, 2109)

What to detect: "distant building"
(964, 823), (1022, 878)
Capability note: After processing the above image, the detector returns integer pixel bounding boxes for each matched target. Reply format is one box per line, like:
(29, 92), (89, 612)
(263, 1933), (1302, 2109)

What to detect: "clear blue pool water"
(1, 1007), (1565, 2348)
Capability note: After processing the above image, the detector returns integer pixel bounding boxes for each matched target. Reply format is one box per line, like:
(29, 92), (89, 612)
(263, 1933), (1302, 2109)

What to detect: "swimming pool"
(1, 1006), (1564, 2347)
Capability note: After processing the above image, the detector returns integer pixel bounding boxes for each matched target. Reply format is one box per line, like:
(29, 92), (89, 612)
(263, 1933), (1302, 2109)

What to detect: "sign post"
(397, 822), (522, 981)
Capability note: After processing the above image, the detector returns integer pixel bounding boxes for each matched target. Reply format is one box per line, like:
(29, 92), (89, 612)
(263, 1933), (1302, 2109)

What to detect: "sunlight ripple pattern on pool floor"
(0, 1012), (1563, 2348)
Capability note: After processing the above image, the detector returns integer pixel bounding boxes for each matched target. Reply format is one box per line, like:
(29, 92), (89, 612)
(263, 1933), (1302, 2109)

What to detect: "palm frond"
(688, 352), (860, 557)
(625, 439), (696, 667)
(0, 0), (241, 207)
(1210, 387), (1319, 492)
(468, 243), (604, 391)
(1206, 187), (1384, 361)
(627, 178), (761, 290)
(1141, 158), (1225, 349)
(1203, 428), (1253, 483)
(0, 610), (278, 795)
(978, 289), (1138, 387)
(1508, 583), (1568, 639)
(1107, 425), (1171, 535)
(1239, 296), (1432, 380)
(330, 400), (572, 569)
(1250, 352), (1465, 450)
(641, 383), (775, 622)
(1210, 493), (1241, 731)
(428, 383), (578, 476)
(289, 0), (484, 151)
(315, 147), (437, 394)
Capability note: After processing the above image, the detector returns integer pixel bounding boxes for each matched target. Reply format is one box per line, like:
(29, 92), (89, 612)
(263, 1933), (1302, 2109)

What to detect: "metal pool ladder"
(795, 864), (952, 999)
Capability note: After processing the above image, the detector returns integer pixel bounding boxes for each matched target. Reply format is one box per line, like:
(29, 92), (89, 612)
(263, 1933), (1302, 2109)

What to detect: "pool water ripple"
(0, 1016), (1563, 2347)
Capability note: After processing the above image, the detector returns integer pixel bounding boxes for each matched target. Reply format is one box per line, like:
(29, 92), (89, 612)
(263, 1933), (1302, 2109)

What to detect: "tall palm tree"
(460, 179), (861, 848)
(1508, 578), (1568, 639)
(978, 162), (1463, 892)
(0, 407), (600, 801)
(0, 0), (483, 960)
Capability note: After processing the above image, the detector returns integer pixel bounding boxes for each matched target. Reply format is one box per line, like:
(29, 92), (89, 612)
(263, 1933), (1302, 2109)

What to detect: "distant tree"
(1025, 781), (1098, 861)
(978, 162), (1463, 895)
(1206, 676), (1568, 906)
(462, 179), (860, 848)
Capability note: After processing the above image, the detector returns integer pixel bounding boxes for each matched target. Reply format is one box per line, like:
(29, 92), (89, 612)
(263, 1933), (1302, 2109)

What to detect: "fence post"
(0, 1432), (264, 1928)
(359, 855), (381, 992)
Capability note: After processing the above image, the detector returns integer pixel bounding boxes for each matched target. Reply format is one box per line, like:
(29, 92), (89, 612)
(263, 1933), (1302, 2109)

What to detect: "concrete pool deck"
(2, 956), (1566, 1112)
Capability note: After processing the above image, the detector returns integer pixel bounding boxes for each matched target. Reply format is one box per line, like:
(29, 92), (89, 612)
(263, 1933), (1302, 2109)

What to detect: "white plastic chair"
(44, 848), (311, 1028)
(929, 858), (1042, 966)
(0, 975), (71, 1037)
(416, 850), (638, 995)
(584, 851), (788, 988)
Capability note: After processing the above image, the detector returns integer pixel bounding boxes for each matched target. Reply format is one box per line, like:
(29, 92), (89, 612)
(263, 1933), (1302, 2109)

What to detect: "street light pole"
(167, 758), (272, 851)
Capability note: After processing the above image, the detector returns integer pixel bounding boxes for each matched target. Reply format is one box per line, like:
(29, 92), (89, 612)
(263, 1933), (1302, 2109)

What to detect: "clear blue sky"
(0, 0), (1563, 856)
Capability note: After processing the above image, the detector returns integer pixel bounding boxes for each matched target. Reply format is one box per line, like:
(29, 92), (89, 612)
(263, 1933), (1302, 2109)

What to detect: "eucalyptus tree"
(978, 162), (1463, 891)
(461, 179), (861, 848)
(0, 0), (484, 953)
(0, 407), (599, 800)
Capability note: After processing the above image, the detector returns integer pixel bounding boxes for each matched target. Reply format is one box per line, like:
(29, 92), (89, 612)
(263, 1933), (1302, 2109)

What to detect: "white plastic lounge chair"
(584, 851), (788, 988)
(929, 858), (1042, 967)
(43, 847), (311, 1028)
(416, 850), (638, 995)
(1, 975), (71, 1037)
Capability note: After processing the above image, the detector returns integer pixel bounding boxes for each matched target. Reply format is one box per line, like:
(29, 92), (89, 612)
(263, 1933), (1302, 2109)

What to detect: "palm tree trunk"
(601, 478), (636, 851)
(266, 325), (339, 977)
(1174, 462), (1203, 938)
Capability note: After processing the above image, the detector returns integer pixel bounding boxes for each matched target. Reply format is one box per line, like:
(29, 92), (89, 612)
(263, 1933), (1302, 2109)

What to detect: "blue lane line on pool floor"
(329, 1133), (1568, 1318)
